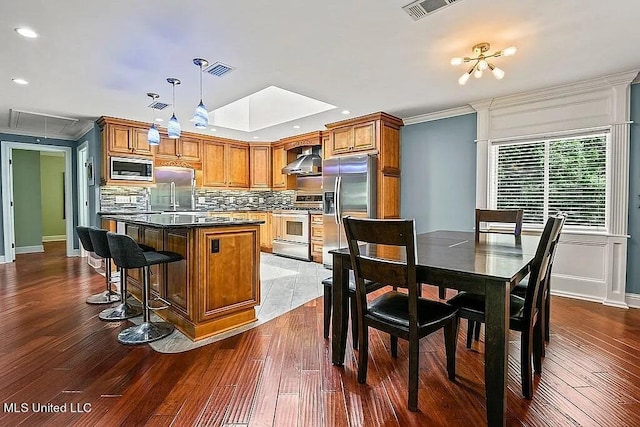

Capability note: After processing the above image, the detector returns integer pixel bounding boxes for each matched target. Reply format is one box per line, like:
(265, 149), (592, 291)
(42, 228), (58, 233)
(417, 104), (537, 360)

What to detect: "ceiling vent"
(205, 62), (235, 77)
(148, 101), (169, 110)
(8, 109), (79, 135)
(402, 0), (461, 21)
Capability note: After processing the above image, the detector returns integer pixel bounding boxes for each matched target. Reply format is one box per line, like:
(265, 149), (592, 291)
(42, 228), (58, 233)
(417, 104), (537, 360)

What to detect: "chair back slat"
(475, 209), (523, 240)
(357, 256), (407, 288)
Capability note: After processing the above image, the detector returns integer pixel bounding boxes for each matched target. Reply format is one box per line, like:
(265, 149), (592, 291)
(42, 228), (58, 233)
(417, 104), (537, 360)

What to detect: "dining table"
(330, 230), (540, 427)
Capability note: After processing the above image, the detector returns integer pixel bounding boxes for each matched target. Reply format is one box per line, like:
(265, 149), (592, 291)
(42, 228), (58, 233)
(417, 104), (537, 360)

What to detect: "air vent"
(148, 101), (169, 110)
(402, 0), (461, 21)
(205, 62), (235, 77)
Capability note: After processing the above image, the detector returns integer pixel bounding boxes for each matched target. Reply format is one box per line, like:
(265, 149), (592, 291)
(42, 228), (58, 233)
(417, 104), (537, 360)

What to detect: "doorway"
(1, 141), (75, 263)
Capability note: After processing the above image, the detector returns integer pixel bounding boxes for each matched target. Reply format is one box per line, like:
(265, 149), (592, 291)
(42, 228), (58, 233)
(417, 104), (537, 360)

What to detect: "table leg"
(484, 280), (510, 427)
(331, 254), (350, 366)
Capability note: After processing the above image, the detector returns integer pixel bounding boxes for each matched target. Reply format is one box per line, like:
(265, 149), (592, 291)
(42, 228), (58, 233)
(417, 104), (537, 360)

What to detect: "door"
(77, 143), (90, 256)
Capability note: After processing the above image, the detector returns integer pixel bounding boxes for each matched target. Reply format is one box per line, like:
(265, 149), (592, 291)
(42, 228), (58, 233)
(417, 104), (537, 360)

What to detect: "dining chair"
(512, 213), (566, 346)
(447, 213), (563, 399)
(343, 216), (459, 412)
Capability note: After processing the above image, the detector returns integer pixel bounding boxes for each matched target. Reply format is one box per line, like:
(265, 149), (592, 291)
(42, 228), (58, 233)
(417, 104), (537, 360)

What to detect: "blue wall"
(626, 84), (640, 294)
(0, 133), (79, 256)
(400, 113), (477, 234)
(76, 123), (102, 226)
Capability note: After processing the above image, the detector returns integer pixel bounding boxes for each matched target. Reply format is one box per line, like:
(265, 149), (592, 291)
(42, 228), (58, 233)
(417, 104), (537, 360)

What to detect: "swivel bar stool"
(88, 228), (143, 321)
(77, 226), (121, 305)
(107, 232), (183, 345)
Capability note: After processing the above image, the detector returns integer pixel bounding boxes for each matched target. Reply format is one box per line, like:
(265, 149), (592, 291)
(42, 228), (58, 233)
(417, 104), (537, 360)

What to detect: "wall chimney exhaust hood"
(282, 147), (322, 175)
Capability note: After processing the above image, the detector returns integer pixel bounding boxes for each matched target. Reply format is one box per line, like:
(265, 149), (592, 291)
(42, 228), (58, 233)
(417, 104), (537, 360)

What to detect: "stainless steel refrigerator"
(150, 166), (195, 211)
(322, 154), (377, 268)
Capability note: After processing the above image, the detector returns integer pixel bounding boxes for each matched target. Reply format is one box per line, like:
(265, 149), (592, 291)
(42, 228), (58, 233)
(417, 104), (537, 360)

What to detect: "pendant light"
(167, 77), (181, 139)
(192, 58), (209, 129)
(146, 92), (160, 145)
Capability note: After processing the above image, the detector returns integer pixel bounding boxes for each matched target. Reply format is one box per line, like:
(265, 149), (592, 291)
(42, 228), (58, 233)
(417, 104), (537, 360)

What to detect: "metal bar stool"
(107, 232), (183, 345)
(77, 225), (121, 305)
(88, 228), (143, 320)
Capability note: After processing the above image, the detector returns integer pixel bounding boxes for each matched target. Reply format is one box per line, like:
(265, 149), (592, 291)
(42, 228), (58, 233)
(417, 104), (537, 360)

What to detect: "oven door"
(281, 214), (309, 244)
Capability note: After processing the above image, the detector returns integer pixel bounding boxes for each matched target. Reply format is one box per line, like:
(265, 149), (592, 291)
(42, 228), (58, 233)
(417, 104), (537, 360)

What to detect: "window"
(489, 133), (608, 230)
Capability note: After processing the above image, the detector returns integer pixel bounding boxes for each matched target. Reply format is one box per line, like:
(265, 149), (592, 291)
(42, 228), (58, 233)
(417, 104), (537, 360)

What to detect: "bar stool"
(77, 226), (121, 305)
(107, 232), (183, 344)
(88, 228), (143, 321)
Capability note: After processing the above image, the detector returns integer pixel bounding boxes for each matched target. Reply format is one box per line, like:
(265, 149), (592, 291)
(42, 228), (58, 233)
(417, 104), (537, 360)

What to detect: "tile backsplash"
(100, 186), (296, 212)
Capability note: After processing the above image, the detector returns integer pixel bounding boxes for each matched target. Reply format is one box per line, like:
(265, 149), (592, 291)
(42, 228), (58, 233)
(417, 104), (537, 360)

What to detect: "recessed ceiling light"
(293, 125), (300, 129)
(12, 78), (29, 85)
(341, 110), (350, 115)
(210, 128), (217, 132)
(155, 118), (163, 122)
(253, 136), (259, 139)
(15, 27), (38, 38)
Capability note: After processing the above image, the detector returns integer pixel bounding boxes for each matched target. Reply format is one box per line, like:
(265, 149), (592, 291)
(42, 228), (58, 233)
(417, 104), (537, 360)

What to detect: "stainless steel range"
(271, 191), (323, 261)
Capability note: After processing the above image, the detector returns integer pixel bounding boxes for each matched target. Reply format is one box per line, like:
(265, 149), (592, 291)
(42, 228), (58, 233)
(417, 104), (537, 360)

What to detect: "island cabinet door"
(197, 227), (260, 322)
(164, 228), (191, 318)
(144, 227), (164, 298)
(125, 224), (143, 295)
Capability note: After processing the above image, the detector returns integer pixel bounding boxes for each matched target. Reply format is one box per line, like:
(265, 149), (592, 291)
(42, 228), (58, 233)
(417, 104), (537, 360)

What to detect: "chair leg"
(408, 337), (419, 412)
(521, 326), (534, 399)
(350, 295), (359, 349)
(323, 284), (332, 339)
(545, 288), (551, 343)
(466, 320), (474, 349)
(444, 317), (459, 380)
(357, 324), (369, 384)
(438, 286), (447, 299)
(390, 336), (398, 358)
(533, 319), (543, 375)
(474, 321), (481, 341)
(539, 294), (547, 358)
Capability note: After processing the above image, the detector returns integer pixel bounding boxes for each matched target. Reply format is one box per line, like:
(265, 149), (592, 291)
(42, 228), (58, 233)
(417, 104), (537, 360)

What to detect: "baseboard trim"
(42, 235), (67, 242)
(626, 293), (640, 309)
(15, 245), (44, 254)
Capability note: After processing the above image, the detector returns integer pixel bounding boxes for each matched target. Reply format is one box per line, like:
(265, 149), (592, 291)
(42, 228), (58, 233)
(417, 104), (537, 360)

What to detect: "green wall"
(13, 150), (43, 248)
(40, 154), (66, 238)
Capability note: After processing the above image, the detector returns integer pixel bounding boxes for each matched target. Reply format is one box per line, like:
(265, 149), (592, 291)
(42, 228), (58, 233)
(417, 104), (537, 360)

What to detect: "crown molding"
(402, 106), (475, 125)
(0, 126), (76, 141)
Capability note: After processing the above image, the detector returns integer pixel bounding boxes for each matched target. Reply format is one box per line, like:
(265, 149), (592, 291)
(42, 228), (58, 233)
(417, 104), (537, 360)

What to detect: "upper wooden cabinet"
(325, 112), (404, 220)
(249, 144), (271, 189)
(271, 143), (297, 190)
(155, 135), (202, 162)
(202, 140), (249, 188)
(99, 118), (153, 157)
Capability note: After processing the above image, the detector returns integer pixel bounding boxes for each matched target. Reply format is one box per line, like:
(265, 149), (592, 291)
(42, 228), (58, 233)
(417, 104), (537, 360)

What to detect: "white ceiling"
(1, 0), (639, 141)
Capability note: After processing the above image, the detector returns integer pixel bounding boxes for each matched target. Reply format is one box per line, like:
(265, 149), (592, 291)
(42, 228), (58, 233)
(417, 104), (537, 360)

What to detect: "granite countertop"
(103, 213), (265, 228)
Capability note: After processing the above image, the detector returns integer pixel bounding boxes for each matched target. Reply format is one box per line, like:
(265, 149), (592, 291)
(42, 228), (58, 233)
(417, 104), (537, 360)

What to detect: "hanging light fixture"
(167, 77), (181, 138)
(450, 42), (516, 85)
(192, 58), (210, 129)
(146, 92), (160, 145)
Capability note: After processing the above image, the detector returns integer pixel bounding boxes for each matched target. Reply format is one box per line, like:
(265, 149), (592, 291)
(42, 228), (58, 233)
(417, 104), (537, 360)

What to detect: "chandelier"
(451, 42), (516, 85)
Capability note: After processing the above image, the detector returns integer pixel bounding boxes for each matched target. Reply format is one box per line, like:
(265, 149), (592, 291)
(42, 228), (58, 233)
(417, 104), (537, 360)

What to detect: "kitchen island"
(103, 213), (263, 341)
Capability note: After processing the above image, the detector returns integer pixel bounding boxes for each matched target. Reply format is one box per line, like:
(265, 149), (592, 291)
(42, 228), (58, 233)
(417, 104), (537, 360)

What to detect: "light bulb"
(502, 46), (517, 56)
(450, 57), (463, 66)
(491, 65), (505, 79)
(458, 72), (471, 85)
(147, 124), (160, 145)
(477, 59), (488, 71)
(474, 68), (483, 79)
(194, 101), (208, 129)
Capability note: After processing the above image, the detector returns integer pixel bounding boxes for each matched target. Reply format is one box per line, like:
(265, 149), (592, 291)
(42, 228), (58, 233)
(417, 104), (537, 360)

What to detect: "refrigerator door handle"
(333, 176), (340, 225)
(336, 176), (343, 224)
(170, 182), (176, 209)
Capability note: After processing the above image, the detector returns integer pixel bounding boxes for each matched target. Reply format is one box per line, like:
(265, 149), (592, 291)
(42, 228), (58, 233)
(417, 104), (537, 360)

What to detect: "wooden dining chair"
(343, 216), (459, 412)
(447, 213), (563, 399)
(475, 208), (524, 241)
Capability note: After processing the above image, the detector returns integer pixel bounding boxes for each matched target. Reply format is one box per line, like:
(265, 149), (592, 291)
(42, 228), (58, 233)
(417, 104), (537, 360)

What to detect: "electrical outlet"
(115, 196), (129, 204)
(249, 197), (254, 203)
(229, 197), (235, 203)
(198, 197), (206, 204)
(259, 197), (264, 203)
(130, 196), (137, 204)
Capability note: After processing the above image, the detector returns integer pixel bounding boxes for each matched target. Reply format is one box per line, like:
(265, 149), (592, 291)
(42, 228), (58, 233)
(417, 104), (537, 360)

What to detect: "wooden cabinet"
(155, 135), (201, 162)
(249, 211), (272, 251)
(325, 112), (404, 220)
(202, 140), (250, 188)
(250, 144), (271, 189)
(101, 120), (152, 157)
(164, 228), (190, 317)
(310, 214), (323, 263)
(271, 143), (297, 190)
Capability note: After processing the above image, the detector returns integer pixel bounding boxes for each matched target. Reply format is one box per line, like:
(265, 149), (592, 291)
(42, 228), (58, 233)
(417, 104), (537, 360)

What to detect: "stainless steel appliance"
(110, 156), (154, 181)
(150, 167), (195, 211)
(322, 154), (377, 267)
(272, 210), (311, 261)
(281, 146), (322, 175)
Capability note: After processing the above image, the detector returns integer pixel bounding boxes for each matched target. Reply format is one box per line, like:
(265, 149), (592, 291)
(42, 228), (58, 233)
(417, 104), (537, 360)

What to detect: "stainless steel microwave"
(110, 156), (154, 181)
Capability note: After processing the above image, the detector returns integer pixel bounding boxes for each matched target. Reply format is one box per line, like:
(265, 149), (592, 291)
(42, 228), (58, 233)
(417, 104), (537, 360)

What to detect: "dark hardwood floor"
(1, 242), (640, 426)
